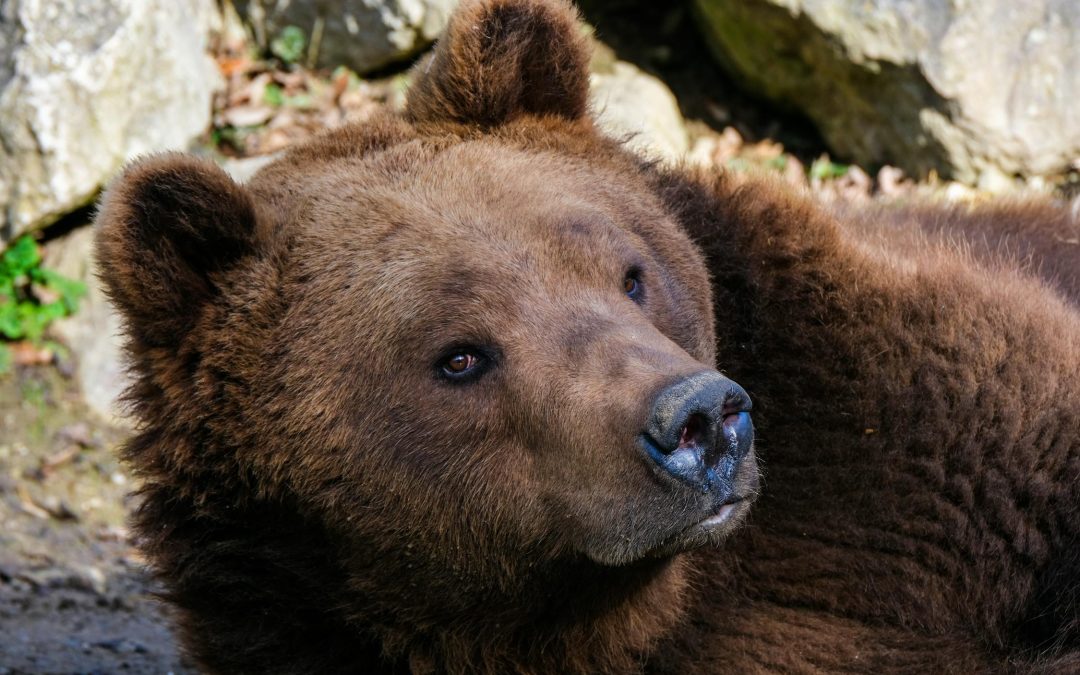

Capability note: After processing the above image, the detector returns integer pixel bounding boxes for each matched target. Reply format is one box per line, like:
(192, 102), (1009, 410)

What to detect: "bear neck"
(373, 552), (696, 674)
(139, 477), (700, 674)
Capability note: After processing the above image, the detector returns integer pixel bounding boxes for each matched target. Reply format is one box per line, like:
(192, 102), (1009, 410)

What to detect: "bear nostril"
(721, 411), (754, 460)
(678, 413), (709, 450)
(642, 371), (754, 489)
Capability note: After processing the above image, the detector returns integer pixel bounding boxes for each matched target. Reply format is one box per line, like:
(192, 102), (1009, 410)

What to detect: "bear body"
(96, 0), (1080, 672)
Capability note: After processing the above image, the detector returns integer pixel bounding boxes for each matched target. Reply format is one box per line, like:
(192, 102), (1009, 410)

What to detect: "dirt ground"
(0, 365), (192, 674)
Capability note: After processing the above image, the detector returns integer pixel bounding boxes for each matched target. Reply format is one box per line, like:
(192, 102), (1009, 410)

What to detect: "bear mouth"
(696, 496), (751, 529)
(645, 494), (756, 559)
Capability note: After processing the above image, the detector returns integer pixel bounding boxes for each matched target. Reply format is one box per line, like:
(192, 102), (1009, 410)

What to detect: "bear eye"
(445, 353), (476, 373)
(437, 348), (490, 382)
(624, 269), (644, 302)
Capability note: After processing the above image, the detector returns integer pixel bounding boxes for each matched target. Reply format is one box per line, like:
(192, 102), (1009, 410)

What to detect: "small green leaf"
(726, 158), (750, 172)
(39, 268), (86, 312)
(766, 155), (788, 172)
(18, 301), (48, 342)
(284, 93), (315, 109)
(263, 83), (285, 107)
(809, 157), (849, 180)
(2, 236), (41, 275)
(271, 25), (307, 65)
(0, 302), (23, 339)
(0, 233), (86, 355)
(331, 65), (358, 83)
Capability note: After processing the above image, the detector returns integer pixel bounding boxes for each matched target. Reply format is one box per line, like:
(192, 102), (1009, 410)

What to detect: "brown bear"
(94, 0), (1080, 672)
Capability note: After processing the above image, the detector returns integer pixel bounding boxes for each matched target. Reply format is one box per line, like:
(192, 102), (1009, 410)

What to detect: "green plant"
(263, 82), (285, 107)
(765, 155), (788, 172)
(809, 157), (850, 181)
(263, 83), (316, 110)
(270, 25), (307, 65)
(0, 235), (86, 373)
(211, 124), (262, 153)
(725, 157), (750, 172)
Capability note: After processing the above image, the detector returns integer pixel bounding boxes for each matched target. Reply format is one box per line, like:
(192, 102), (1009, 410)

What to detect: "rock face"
(236, 0), (457, 73)
(43, 226), (129, 425)
(693, 0), (1080, 183)
(590, 60), (689, 163)
(0, 0), (220, 244)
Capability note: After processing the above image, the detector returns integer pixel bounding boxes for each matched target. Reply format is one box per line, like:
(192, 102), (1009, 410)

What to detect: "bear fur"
(95, 0), (1080, 672)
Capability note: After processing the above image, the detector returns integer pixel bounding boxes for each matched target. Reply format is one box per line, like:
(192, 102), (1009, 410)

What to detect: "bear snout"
(640, 371), (755, 494)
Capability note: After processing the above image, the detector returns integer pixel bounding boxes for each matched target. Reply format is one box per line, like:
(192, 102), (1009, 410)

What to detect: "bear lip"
(697, 497), (749, 529)
(643, 496), (755, 560)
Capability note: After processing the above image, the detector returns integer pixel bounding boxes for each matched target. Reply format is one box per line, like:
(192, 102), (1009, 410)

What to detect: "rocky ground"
(0, 366), (192, 674)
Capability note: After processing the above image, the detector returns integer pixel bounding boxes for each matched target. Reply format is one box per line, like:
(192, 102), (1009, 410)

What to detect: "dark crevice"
(37, 204), (97, 244)
(576, 0), (828, 164)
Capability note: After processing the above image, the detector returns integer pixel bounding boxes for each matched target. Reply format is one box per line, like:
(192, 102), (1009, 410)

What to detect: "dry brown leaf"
(715, 126), (744, 163)
(222, 104), (274, 128)
(16, 484), (51, 519)
(10, 341), (54, 366)
(781, 156), (807, 188)
(877, 165), (912, 197)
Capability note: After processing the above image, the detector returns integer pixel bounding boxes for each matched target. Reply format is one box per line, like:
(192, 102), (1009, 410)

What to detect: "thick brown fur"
(95, 0), (1079, 672)
(831, 199), (1080, 306)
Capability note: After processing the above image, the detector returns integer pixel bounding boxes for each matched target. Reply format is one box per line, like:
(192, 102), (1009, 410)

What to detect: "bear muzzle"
(639, 370), (755, 497)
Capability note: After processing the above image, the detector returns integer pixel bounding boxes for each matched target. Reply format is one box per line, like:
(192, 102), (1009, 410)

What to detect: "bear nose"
(640, 371), (754, 491)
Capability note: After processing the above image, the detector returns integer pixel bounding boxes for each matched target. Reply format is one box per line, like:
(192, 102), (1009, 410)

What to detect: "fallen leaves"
(15, 483), (77, 521)
(7, 341), (55, 367)
(688, 120), (930, 201)
(210, 40), (403, 158)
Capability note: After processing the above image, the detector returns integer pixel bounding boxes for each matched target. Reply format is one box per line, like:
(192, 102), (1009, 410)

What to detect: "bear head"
(95, 0), (759, 670)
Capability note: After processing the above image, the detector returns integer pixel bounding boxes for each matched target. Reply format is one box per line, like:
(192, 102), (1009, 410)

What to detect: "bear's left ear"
(406, 0), (591, 127)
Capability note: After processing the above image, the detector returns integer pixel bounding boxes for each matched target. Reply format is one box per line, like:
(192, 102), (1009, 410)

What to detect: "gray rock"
(0, 0), (220, 244)
(693, 0), (1080, 183)
(590, 60), (690, 163)
(43, 225), (129, 426)
(237, 0), (457, 73)
(219, 153), (280, 184)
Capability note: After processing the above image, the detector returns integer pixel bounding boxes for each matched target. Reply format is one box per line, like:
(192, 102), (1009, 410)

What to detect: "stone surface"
(0, 0), (221, 244)
(43, 226), (129, 425)
(590, 60), (690, 163)
(219, 153), (280, 184)
(236, 0), (457, 73)
(693, 0), (1080, 183)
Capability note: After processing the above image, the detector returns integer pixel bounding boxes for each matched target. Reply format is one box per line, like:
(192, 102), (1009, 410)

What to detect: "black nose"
(640, 371), (753, 491)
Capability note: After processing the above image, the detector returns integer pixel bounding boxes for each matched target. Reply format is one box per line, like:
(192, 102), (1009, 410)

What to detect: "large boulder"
(590, 60), (690, 163)
(0, 0), (220, 244)
(236, 0), (457, 73)
(693, 0), (1080, 184)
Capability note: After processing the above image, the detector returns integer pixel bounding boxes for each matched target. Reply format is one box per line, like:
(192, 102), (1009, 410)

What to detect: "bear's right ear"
(95, 154), (261, 349)
(405, 0), (591, 127)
